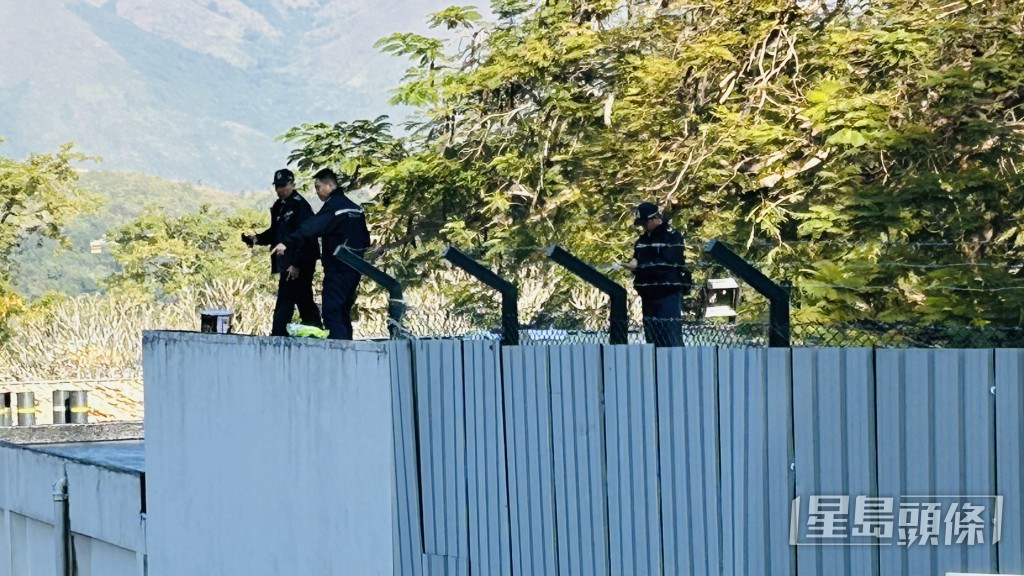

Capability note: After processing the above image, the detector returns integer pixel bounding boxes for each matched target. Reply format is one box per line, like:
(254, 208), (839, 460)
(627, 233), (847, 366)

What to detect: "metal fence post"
(441, 246), (519, 345)
(703, 239), (790, 347)
(70, 390), (89, 424)
(17, 392), (36, 426)
(334, 246), (405, 339)
(546, 245), (629, 345)
(0, 393), (11, 427)
(53, 390), (69, 425)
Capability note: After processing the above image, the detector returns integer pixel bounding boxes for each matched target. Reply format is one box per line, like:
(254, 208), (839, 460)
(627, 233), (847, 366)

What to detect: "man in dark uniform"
(243, 168), (323, 336)
(270, 168), (369, 340)
(625, 201), (692, 347)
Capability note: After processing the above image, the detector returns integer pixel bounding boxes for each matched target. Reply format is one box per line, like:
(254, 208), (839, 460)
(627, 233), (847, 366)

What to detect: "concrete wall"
(0, 443), (145, 576)
(142, 331), (395, 576)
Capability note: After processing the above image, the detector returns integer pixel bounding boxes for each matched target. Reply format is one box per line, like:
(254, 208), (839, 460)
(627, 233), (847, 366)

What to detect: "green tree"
(284, 0), (1024, 326)
(0, 141), (95, 337)
(105, 205), (273, 298)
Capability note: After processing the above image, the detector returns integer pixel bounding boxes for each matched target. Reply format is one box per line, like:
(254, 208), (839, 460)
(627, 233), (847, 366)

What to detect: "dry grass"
(0, 270), (634, 421)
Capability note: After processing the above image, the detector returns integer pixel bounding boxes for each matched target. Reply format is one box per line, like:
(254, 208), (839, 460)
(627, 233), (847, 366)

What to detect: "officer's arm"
(356, 216), (371, 251)
(253, 224), (274, 246)
(282, 209), (332, 249)
(664, 232), (686, 266)
(293, 202), (319, 269)
(625, 244), (640, 272)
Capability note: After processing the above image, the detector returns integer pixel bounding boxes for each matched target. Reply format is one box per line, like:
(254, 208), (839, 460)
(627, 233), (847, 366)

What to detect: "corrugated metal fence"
(389, 342), (1024, 576)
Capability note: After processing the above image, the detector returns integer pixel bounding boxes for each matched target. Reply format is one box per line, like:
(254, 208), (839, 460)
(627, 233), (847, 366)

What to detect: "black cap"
(633, 201), (660, 226)
(273, 168), (294, 186)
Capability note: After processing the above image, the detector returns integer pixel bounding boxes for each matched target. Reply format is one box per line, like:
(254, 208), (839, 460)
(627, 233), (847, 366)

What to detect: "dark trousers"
(642, 291), (684, 348)
(322, 269), (361, 340)
(271, 267), (323, 336)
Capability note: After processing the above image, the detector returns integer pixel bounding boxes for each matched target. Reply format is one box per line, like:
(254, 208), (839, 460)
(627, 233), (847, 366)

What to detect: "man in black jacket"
(625, 201), (692, 347)
(242, 168), (323, 336)
(270, 168), (370, 340)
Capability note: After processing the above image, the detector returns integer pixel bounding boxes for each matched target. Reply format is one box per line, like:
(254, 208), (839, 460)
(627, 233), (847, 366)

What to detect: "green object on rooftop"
(287, 323), (329, 339)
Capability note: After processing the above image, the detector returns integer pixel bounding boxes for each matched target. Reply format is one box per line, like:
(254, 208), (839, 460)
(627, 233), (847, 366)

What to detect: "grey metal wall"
(388, 341), (1024, 576)
(996, 349), (1024, 573)
(656, 346), (721, 576)
(792, 347), (876, 576)
(143, 332), (395, 576)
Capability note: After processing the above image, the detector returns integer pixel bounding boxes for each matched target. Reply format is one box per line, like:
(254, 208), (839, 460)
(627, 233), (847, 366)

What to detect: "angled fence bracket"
(334, 246), (405, 339)
(703, 239), (790, 347)
(546, 245), (629, 345)
(441, 246), (520, 345)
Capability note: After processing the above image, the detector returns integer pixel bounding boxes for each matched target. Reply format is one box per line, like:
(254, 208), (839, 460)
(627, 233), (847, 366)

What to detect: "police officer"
(242, 168), (322, 336)
(624, 201), (692, 347)
(270, 168), (369, 340)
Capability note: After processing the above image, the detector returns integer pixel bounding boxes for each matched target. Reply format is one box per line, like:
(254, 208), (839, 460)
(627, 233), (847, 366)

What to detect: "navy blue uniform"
(632, 221), (692, 347)
(252, 192), (322, 336)
(282, 189), (370, 340)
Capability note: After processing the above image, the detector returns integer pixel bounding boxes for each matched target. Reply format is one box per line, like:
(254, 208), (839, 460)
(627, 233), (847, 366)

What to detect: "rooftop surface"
(28, 440), (145, 474)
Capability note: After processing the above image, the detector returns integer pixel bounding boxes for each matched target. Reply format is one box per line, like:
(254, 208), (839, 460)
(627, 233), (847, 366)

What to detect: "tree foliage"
(284, 0), (1024, 325)
(105, 205), (273, 298)
(0, 141), (95, 337)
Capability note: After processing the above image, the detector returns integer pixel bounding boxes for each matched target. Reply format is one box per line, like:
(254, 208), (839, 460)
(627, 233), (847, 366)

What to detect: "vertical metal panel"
(604, 344), (662, 576)
(766, 348), (795, 576)
(503, 346), (558, 576)
(961, 350), (996, 572)
(413, 340), (469, 559)
(718, 347), (794, 576)
(656, 346), (722, 576)
(996, 349), (1024, 573)
(876, 349), (996, 576)
(792, 348), (877, 576)
(422, 554), (470, 576)
(390, 341), (424, 576)
(550, 344), (609, 576)
(463, 340), (512, 576)
(877, 349), (928, 576)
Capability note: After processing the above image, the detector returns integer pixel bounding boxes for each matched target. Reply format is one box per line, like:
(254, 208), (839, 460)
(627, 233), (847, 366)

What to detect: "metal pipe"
(0, 393), (12, 427)
(546, 245), (629, 345)
(69, 391), (89, 424)
(53, 390), (69, 425)
(334, 246), (405, 339)
(441, 246), (519, 345)
(17, 392), (36, 426)
(53, 473), (71, 576)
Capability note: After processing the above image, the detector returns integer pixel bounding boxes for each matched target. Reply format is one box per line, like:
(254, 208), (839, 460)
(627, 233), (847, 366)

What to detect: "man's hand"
(270, 243), (287, 256)
(241, 233), (255, 247)
(624, 258), (638, 272)
(285, 266), (299, 281)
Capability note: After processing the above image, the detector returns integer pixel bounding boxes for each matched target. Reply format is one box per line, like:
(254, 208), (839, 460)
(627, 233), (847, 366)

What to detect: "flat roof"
(27, 440), (145, 474)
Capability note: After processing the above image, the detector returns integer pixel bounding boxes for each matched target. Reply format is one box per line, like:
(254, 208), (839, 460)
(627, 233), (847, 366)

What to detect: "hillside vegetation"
(3, 0), (1024, 387)
(10, 170), (266, 298)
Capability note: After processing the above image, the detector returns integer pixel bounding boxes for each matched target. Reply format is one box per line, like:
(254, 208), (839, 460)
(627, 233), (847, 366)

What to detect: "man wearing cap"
(270, 167), (369, 340)
(624, 201), (692, 347)
(242, 169), (322, 336)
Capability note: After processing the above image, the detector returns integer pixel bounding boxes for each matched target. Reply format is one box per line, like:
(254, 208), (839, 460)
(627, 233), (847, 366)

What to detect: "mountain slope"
(0, 0), (454, 189)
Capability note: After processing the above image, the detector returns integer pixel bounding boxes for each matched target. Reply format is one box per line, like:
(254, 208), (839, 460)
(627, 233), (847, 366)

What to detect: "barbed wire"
(428, 243), (1023, 271)
(797, 281), (1024, 293)
(436, 236), (1024, 258)
(745, 238), (1024, 249)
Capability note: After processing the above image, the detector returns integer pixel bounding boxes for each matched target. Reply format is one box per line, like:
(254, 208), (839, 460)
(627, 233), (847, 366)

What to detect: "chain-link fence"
(354, 305), (1024, 349)
(791, 321), (1024, 349)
